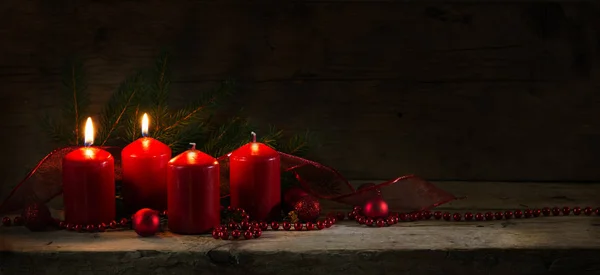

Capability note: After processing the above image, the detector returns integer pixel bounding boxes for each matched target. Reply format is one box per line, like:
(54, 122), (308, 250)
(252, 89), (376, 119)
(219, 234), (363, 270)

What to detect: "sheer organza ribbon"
(0, 146), (457, 214)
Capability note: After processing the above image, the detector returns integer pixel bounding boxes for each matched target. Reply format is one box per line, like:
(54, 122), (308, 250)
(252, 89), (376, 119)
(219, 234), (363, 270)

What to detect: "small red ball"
(362, 198), (389, 219)
(294, 196), (321, 222)
(542, 207), (551, 216)
(240, 221), (250, 230)
(97, 224), (106, 232)
(433, 211), (443, 220)
(306, 222), (315, 230)
(21, 203), (53, 231)
(86, 224), (96, 232)
(212, 229), (220, 239)
(452, 213), (461, 221)
(356, 216), (366, 224)
(562, 207), (570, 215)
(475, 213), (484, 221)
(595, 208), (600, 216)
(353, 206), (362, 212)
(294, 222), (303, 231)
(250, 221), (259, 229)
(533, 209), (542, 217)
(365, 218), (374, 226)
(374, 219), (385, 227)
(410, 212), (421, 221)
(484, 212), (494, 221)
(227, 222), (237, 230)
(324, 219), (333, 228)
(504, 211), (513, 219)
(464, 212), (474, 221)
(75, 224), (83, 232)
(259, 222), (269, 230)
(243, 230), (253, 239)
(132, 208), (160, 237)
(253, 229), (262, 238)
(523, 209), (532, 218)
(66, 223), (75, 231)
(13, 216), (24, 226)
(316, 220), (325, 230)
(59, 221), (67, 229)
(270, 221), (279, 230)
(109, 221), (117, 229)
(551, 207), (561, 216)
(399, 213), (408, 222)
(386, 216), (396, 225)
(160, 210), (168, 217)
(282, 221), (292, 230)
(494, 212), (503, 220)
(120, 218), (129, 227)
(514, 210), (523, 218)
(442, 212), (451, 221)
(583, 207), (593, 215)
(232, 229), (242, 239)
(220, 231), (230, 240)
(422, 211), (432, 219)
(573, 207), (582, 215)
(2, 217), (11, 226)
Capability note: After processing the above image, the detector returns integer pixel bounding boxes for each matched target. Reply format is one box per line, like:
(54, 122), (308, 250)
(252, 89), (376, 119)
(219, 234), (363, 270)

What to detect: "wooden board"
(2, 2), (600, 199)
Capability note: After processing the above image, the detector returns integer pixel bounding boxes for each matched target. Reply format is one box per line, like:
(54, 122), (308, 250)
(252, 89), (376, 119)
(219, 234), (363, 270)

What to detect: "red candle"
(229, 132), (280, 221)
(167, 143), (220, 234)
(121, 113), (171, 212)
(62, 117), (115, 225)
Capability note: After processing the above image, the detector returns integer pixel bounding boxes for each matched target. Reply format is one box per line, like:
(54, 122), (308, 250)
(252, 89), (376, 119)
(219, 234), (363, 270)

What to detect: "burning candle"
(62, 117), (115, 225)
(167, 143), (220, 234)
(121, 113), (171, 213)
(229, 132), (281, 221)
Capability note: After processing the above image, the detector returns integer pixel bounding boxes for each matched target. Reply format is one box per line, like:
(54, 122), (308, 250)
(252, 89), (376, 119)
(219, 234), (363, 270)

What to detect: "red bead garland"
(350, 206), (600, 226)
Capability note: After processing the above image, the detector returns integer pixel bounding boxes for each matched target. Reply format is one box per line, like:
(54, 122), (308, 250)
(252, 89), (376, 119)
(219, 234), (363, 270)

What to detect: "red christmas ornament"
(362, 198), (389, 218)
(283, 187), (310, 208)
(2, 217), (11, 226)
(21, 203), (53, 231)
(132, 208), (160, 237)
(293, 195), (321, 222)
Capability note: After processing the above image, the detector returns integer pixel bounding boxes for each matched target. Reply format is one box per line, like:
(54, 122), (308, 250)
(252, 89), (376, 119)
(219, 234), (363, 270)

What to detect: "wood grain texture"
(2, 1), (600, 199)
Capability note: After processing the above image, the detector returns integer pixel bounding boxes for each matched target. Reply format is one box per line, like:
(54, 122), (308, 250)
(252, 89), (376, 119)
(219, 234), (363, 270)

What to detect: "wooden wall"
(2, 1), (600, 198)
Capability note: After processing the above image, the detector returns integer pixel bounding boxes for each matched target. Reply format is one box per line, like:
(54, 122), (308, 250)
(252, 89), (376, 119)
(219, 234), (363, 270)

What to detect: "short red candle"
(62, 117), (115, 225)
(121, 114), (171, 212)
(229, 132), (280, 221)
(167, 143), (220, 234)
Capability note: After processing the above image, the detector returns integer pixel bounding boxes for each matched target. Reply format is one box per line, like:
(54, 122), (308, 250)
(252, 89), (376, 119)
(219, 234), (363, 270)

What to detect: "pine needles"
(40, 52), (311, 158)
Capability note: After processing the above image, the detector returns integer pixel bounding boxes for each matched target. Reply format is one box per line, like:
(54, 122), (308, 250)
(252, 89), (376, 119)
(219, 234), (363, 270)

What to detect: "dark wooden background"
(2, 1), (600, 199)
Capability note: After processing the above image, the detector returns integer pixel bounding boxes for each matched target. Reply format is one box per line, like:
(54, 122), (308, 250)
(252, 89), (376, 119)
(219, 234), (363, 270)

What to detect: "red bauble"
(294, 196), (321, 222)
(21, 203), (53, 231)
(132, 208), (160, 237)
(362, 198), (389, 218)
(283, 187), (309, 208)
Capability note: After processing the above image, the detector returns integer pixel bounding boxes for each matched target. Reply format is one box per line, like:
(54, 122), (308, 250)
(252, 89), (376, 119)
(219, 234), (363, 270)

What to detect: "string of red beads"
(211, 207), (339, 241)
(350, 206), (600, 226)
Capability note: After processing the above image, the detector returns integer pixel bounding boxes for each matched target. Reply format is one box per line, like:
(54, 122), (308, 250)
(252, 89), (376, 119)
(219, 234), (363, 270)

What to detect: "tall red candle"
(62, 117), (115, 225)
(167, 143), (220, 234)
(229, 132), (280, 221)
(121, 113), (171, 213)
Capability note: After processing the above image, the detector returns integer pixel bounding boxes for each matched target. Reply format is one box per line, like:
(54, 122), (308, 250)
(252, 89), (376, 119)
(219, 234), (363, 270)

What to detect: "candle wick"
(189, 142), (196, 150)
(251, 131), (256, 143)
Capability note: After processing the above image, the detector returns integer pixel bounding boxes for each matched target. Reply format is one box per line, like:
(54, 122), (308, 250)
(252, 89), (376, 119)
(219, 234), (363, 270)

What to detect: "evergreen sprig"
(41, 52), (311, 159)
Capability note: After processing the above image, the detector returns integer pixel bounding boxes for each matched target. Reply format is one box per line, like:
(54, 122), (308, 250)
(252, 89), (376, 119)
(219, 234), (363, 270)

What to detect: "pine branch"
(39, 114), (71, 146)
(97, 72), (145, 146)
(149, 51), (170, 131)
(62, 58), (89, 145)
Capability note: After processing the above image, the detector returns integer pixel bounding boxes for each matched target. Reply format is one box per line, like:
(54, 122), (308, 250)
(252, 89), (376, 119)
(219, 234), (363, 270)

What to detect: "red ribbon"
(0, 147), (457, 214)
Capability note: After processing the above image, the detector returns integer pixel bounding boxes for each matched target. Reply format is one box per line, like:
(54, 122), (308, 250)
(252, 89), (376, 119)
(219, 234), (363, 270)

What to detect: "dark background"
(2, 1), (600, 200)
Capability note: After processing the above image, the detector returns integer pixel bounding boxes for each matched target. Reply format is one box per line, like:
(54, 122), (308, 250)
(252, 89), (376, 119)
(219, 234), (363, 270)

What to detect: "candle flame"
(84, 117), (94, 146)
(141, 113), (149, 137)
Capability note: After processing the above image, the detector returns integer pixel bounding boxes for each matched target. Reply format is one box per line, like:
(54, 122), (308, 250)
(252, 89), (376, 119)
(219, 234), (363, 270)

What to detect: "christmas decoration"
(362, 198), (389, 218)
(132, 208), (161, 237)
(21, 203), (52, 231)
(292, 195), (321, 222)
(283, 187), (310, 209)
